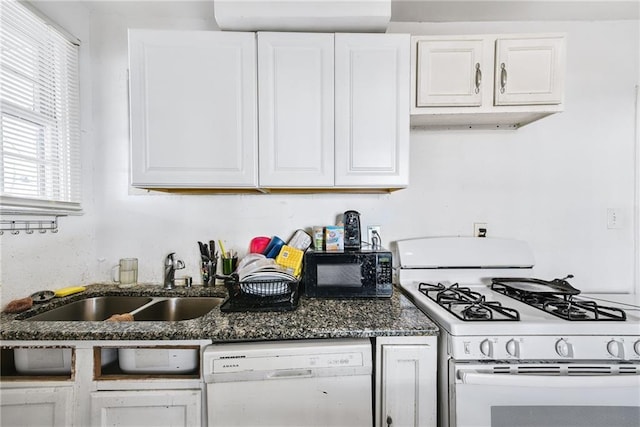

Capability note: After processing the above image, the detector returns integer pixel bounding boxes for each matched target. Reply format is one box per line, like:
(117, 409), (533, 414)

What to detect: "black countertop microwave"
(302, 249), (393, 298)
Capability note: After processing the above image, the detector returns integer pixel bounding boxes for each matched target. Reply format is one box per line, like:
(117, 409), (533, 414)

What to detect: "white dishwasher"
(203, 338), (373, 427)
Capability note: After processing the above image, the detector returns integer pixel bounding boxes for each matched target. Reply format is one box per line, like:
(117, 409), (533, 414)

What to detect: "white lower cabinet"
(2, 336), (437, 426)
(376, 336), (437, 427)
(90, 389), (201, 427)
(0, 386), (74, 427)
(0, 340), (209, 427)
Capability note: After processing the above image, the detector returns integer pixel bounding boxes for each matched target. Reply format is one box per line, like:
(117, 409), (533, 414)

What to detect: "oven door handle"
(457, 370), (640, 388)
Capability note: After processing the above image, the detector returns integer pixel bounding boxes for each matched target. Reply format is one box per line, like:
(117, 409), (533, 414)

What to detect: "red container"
(249, 236), (271, 254)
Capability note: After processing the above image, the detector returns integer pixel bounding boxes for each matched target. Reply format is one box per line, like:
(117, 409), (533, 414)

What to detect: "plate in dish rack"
(239, 273), (296, 296)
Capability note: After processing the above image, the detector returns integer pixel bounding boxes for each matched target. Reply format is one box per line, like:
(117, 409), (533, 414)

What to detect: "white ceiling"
(79, 0), (640, 22)
(391, 0), (640, 22)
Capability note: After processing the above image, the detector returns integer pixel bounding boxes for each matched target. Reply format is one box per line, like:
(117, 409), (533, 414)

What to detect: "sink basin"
(25, 296), (154, 321)
(133, 297), (223, 321)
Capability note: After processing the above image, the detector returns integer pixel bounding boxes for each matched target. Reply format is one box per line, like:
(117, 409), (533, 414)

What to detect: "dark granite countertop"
(0, 283), (438, 342)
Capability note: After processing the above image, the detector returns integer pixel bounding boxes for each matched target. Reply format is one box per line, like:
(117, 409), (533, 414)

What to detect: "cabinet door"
(335, 33), (410, 188)
(380, 345), (436, 427)
(494, 36), (565, 106)
(415, 39), (484, 107)
(129, 30), (257, 188)
(258, 32), (334, 187)
(91, 389), (201, 427)
(1, 387), (73, 427)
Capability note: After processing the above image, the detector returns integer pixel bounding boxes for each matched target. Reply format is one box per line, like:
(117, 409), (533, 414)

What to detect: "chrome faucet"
(164, 252), (185, 290)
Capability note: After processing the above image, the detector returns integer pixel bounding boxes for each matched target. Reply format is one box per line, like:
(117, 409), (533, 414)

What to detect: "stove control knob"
(480, 339), (493, 358)
(607, 339), (624, 359)
(506, 339), (520, 358)
(555, 339), (572, 358)
(635, 341), (640, 357)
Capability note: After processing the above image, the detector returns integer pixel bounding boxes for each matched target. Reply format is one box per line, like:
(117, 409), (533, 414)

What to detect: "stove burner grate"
(419, 282), (520, 321)
(491, 283), (627, 321)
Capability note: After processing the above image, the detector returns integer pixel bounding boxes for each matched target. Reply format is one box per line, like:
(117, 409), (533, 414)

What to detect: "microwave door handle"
(457, 370), (640, 388)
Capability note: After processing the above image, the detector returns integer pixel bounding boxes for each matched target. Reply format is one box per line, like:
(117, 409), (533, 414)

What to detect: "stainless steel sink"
(23, 295), (224, 322)
(132, 297), (223, 321)
(25, 296), (154, 321)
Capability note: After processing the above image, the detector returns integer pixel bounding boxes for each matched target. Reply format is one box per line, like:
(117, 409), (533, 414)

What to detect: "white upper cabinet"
(416, 39), (484, 107)
(334, 33), (409, 188)
(129, 30), (258, 188)
(494, 36), (565, 106)
(411, 33), (566, 129)
(129, 30), (409, 191)
(258, 32), (335, 187)
(259, 32), (410, 189)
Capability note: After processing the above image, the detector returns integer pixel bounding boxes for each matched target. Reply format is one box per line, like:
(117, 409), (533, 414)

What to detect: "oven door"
(452, 362), (640, 427)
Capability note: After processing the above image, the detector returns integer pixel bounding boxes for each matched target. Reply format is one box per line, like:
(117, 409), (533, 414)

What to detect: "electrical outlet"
(474, 222), (488, 237)
(367, 225), (382, 248)
(607, 208), (621, 229)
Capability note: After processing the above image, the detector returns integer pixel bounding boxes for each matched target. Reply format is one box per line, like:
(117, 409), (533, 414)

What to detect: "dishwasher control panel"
(203, 339), (373, 383)
(212, 351), (365, 373)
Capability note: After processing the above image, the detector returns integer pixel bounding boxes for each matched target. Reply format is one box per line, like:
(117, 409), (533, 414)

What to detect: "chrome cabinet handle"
(386, 415), (393, 427)
(474, 63), (482, 94)
(500, 62), (507, 94)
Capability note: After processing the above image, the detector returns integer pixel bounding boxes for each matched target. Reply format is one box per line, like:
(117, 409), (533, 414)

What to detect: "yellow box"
(275, 245), (304, 277)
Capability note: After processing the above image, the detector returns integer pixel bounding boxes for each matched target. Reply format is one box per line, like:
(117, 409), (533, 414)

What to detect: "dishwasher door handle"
(266, 369), (313, 379)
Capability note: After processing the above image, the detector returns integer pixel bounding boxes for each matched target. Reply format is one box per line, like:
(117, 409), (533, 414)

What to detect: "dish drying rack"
(219, 274), (300, 312)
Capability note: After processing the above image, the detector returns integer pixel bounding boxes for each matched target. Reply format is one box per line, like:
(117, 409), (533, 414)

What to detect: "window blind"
(0, 0), (81, 215)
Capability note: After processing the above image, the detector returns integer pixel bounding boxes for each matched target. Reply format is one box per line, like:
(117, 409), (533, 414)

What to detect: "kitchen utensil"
(218, 239), (226, 256)
(198, 241), (210, 261)
(222, 256), (238, 275)
(491, 275), (580, 295)
(249, 236), (271, 253)
(263, 236), (285, 259)
(201, 257), (217, 287)
(209, 240), (216, 258)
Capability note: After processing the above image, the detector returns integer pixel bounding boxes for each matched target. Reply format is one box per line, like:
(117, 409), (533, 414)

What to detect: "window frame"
(0, 0), (82, 216)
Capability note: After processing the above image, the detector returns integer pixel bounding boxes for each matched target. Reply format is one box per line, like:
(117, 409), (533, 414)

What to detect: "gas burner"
(546, 301), (590, 320)
(461, 303), (492, 320)
(418, 282), (520, 322)
(522, 293), (547, 305)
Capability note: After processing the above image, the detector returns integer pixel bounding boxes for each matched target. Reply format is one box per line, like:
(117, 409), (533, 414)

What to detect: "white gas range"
(396, 237), (640, 427)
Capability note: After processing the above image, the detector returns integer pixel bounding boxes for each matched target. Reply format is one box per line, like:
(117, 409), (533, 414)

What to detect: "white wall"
(0, 1), (97, 305)
(1, 1), (638, 306)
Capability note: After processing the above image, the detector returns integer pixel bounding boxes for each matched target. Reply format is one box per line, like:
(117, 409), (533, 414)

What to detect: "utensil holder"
(201, 258), (218, 287)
